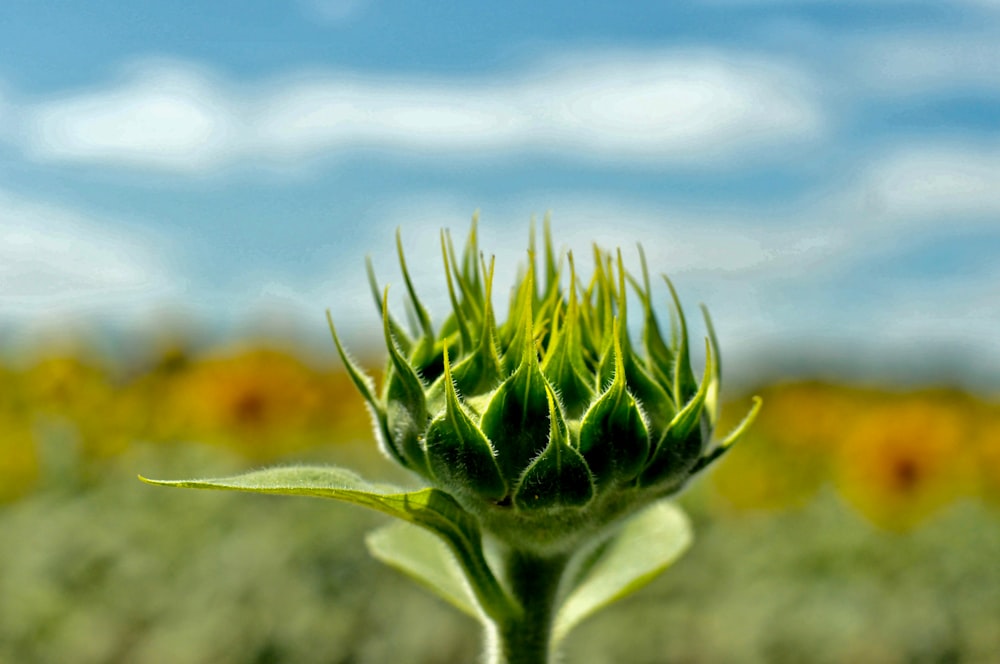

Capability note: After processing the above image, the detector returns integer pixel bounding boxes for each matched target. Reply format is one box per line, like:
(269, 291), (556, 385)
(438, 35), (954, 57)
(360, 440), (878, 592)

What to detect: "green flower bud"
(329, 218), (760, 553)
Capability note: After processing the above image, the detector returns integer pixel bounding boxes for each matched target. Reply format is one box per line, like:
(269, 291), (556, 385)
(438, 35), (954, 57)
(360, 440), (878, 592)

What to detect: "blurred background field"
(2, 340), (999, 664)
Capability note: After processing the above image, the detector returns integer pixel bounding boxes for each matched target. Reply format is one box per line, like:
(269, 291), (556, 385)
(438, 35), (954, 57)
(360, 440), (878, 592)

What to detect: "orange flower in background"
(167, 347), (365, 460)
(711, 383), (864, 510)
(761, 381), (864, 453)
(710, 433), (826, 510)
(834, 397), (972, 531)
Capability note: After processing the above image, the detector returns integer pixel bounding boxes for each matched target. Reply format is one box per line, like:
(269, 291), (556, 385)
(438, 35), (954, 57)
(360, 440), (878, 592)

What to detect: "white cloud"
(0, 189), (183, 319)
(861, 143), (1000, 221)
(18, 51), (824, 173)
(25, 63), (237, 172)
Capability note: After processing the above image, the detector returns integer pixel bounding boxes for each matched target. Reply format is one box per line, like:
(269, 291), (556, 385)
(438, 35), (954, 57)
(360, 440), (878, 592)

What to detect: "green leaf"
(139, 466), (518, 622)
(366, 521), (480, 619)
(552, 501), (692, 645)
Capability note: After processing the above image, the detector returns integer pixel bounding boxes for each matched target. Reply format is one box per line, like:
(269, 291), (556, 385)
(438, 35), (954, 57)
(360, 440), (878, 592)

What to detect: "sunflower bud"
(329, 219), (759, 553)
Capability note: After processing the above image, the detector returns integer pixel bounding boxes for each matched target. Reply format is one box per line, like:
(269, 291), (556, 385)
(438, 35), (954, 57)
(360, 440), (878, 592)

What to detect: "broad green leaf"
(366, 521), (480, 619)
(552, 501), (692, 645)
(140, 466), (517, 622)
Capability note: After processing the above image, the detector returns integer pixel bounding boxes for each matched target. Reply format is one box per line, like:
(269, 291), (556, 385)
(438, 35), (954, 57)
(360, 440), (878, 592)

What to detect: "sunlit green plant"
(143, 219), (760, 664)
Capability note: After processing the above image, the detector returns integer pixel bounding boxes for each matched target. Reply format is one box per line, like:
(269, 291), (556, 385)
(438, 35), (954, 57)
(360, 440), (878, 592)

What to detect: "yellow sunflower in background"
(20, 354), (129, 461)
(0, 419), (39, 502)
(712, 382), (861, 510)
(834, 396), (973, 532)
(167, 347), (361, 460)
(117, 343), (195, 445)
(973, 403), (1000, 506)
(0, 365), (40, 502)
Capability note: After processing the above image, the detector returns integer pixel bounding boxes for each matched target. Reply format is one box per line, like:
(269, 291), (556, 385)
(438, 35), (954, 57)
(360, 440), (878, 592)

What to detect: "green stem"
(488, 549), (570, 664)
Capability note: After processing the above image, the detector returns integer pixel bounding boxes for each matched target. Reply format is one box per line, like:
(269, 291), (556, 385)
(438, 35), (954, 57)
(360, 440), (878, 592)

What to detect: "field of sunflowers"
(2, 341), (999, 663)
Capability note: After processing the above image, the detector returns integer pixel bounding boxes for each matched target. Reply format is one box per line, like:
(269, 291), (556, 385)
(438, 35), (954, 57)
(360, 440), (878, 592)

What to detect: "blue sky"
(1, 0), (999, 387)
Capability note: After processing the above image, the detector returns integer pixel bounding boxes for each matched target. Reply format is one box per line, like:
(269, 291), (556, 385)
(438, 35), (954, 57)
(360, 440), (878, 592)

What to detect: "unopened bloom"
(330, 221), (758, 553)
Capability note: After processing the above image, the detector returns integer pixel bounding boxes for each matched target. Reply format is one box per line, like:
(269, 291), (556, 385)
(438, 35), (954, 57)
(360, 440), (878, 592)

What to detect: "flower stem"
(488, 549), (570, 664)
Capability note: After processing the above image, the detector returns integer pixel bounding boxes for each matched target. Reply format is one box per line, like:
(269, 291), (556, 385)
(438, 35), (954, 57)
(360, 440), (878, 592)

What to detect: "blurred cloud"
(18, 51), (824, 173)
(851, 32), (1000, 95)
(863, 143), (1000, 221)
(25, 64), (236, 172)
(0, 189), (182, 320)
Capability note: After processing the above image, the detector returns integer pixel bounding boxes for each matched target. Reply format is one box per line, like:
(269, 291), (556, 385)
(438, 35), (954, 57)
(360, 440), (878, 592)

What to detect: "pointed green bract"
(640, 338), (715, 488)
(633, 245), (674, 388)
(595, 252), (675, 434)
(692, 395), (763, 473)
(396, 228), (434, 341)
(541, 257), (594, 419)
(578, 320), (650, 487)
(426, 347), (507, 501)
(514, 389), (594, 510)
(541, 214), (560, 303)
(326, 311), (403, 466)
(449, 256), (504, 398)
(366, 255), (412, 355)
(664, 276), (698, 406)
(381, 289), (431, 474)
(481, 310), (551, 486)
(500, 259), (537, 374)
(441, 229), (473, 353)
(700, 304), (723, 426)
